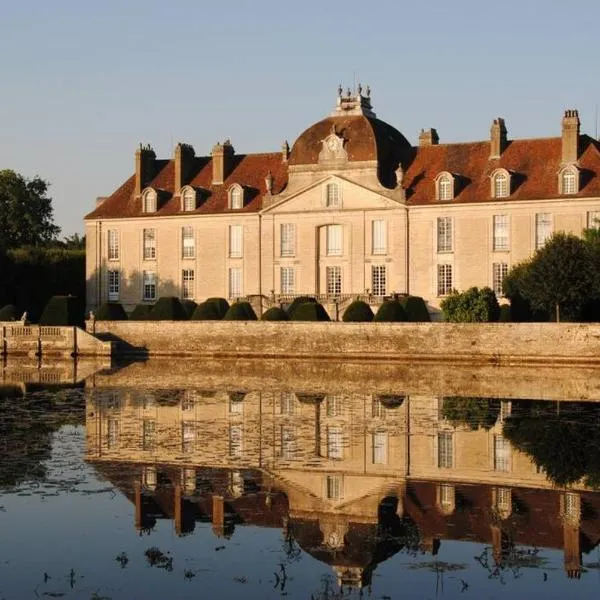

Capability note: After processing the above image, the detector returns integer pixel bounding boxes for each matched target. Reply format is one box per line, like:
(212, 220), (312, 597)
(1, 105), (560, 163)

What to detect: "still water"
(2, 358), (600, 599)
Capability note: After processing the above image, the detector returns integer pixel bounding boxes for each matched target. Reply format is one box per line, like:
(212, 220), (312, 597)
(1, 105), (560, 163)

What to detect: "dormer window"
(491, 169), (510, 199)
(181, 186), (196, 211)
(142, 188), (157, 213)
(435, 172), (454, 201)
(229, 184), (243, 209)
(325, 182), (340, 208)
(559, 166), (579, 195)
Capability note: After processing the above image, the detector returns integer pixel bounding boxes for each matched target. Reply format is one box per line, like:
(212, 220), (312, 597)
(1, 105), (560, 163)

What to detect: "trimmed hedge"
(373, 300), (408, 322)
(39, 295), (84, 326)
(129, 304), (152, 320)
(261, 306), (289, 321)
(149, 297), (187, 321)
(342, 300), (374, 322)
(498, 304), (511, 322)
(0, 304), (19, 321)
(223, 301), (257, 321)
(192, 297), (230, 320)
(95, 302), (128, 321)
(181, 300), (197, 319)
(399, 296), (430, 322)
(286, 296), (317, 319)
(290, 302), (330, 321)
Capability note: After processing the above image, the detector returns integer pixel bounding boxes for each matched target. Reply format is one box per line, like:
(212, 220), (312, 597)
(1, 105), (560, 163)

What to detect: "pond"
(1, 358), (600, 599)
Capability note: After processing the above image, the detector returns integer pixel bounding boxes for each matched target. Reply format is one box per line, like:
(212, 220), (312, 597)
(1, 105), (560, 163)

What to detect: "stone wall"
(88, 320), (600, 365)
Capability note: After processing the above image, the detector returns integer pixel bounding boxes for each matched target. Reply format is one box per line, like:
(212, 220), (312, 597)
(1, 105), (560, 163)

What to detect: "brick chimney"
(134, 144), (156, 196)
(211, 140), (235, 185)
(562, 109), (580, 164)
(419, 128), (439, 146)
(490, 118), (508, 159)
(174, 143), (195, 191)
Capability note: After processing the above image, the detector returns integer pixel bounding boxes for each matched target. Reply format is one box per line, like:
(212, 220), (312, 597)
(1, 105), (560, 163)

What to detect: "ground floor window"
(280, 266), (295, 295)
(371, 265), (386, 296)
(492, 262), (508, 296)
(182, 269), (194, 299)
(108, 270), (120, 301)
(437, 264), (453, 296)
(142, 271), (156, 301)
(229, 267), (242, 299)
(326, 266), (342, 296)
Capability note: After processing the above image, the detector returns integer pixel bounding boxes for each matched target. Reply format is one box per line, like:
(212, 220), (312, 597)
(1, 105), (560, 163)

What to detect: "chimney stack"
(562, 109), (580, 164)
(174, 143), (195, 191)
(135, 144), (156, 196)
(490, 118), (508, 159)
(211, 140), (235, 185)
(419, 128), (439, 146)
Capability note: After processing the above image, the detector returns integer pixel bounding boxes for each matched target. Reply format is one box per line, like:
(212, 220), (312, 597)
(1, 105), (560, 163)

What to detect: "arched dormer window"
(559, 165), (579, 195)
(181, 186), (196, 211)
(228, 184), (243, 209)
(435, 172), (455, 201)
(325, 182), (341, 208)
(490, 169), (511, 199)
(142, 188), (157, 213)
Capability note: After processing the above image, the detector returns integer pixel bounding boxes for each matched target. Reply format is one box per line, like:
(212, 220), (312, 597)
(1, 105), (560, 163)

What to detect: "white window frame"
(142, 419), (156, 451)
(326, 224), (342, 256)
(229, 185), (243, 210)
(280, 223), (296, 257)
(326, 395), (342, 417)
(107, 418), (119, 449)
(280, 266), (295, 295)
(560, 167), (578, 195)
(437, 432), (453, 468)
(182, 226), (195, 259)
(182, 187), (196, 211)
(492, 262), (508, 297)
(228, 267), (242, 299)
(143, 228), (156, 260)
(587, 210), (600, 229)
(229, 224), (243, 258)
(229, 424), (243, 458)
(142, 271), (157, 301)
(437, 264), (453, 297)
(280, 426), (296, 460)
(491, 170), (510, 198)
(326, 265), (342, 296)
(108, 230), (119, 261)
(142, 188), (157, 213)
(108, 269), (120, 302)
(372, 219), (387, 255)
(437, 217), (453, 253)
(535, 213), (552, 250)
(372, 431), (388, 465)
(371, 265), (386, 297)
(326, 475), (343, 500)
(493, 214), (509, 251)
(327, 426), (343, 460)
(182, 422), (195, 453)
(493, 435), (511, 472)
(280, 392), (295, 415)
(436, 173), (454, 201)
(182, 269), (194, 300)
(325, 182), (340, 208)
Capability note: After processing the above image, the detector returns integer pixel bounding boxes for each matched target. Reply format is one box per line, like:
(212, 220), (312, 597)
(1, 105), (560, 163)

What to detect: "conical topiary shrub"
(342, 300), (374, 322)
(129, 304), (153, 320)
(95, 302), (128, 321)
(192, 297), (230, 320)
(286, 296), (317, 319)
(0, 304), (19, 321)
(290, 302), (330, 322)
(399, 296), (431, 322)
(261, 306), (289, 321)
(39, 295), (84, 326)
(181, 300), (197, 319)
(148, 297), (187, 320)
(373, 300), (408, 322)
(223, 301), (257, 320)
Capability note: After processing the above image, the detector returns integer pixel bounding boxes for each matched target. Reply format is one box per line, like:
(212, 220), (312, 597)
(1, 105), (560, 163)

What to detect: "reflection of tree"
(441, 397), (500, 430)
(503, 401), (600, 487)
(474, 544), (547, 584)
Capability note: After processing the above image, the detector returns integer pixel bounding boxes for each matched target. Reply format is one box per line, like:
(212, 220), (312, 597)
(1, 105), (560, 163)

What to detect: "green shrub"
(181, 300), (197, 319)
(373, 300), (408, 322)
(95, 302), (128, 321)
(398, 296), (431, 322)
(286, 296), (317, 319)
(440, 287), (500, 323)
(39, 295), (84, 326)
(129, 304), (153, 320)
(192, 297), (230, 320)
(261, 307), (289, 321)
(290, 302), (330, 321)
(148, 297), (187, 321)
(342, 300), (374, 322)
(498, 304), (511, 322)
(223, 301), (257, 320)
(0, 304), (19, 321)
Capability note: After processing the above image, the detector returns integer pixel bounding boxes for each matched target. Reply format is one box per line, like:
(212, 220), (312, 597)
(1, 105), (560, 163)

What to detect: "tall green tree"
(0, 169), (60, 250)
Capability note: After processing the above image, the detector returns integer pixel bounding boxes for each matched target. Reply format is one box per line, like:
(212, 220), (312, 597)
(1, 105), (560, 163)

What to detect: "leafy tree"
(440, 287), (500, 322)
(0, 170), (60, 249)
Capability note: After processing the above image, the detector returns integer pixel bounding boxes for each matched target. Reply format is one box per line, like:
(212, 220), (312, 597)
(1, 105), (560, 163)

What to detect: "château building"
(85, 87), (600, 317)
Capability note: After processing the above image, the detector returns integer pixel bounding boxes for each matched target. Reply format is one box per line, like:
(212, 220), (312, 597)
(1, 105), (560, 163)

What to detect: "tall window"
(493, 172), (509, 198)
(588, 211), (600, 229)
(326, 266), (342, 296)
(230, 186), (243, 209)
(326, 224), (342, 256)
(437, 432), (453, 468)
(496, 487), (512, 515)
(108, 230), (119, 260)
(182, 226), (195, 258)
(327, 426), (343, 460)
(143, 189), (157, 213)
(372, 265), (387, 296)
(280, 223), (295, 256)
(437, 264), (453, 296)
(280, 266), (295, 295)
(143, 229), (156, 260)
(562, 169), (577, 195)
(437, 217), (453, 252)
(493, 215), (509, 251)
(372, 220), (387, 254)
(535, 213), (552, 250)
(182, 422), (195, 453)
(372, 398), (385, 419)
(494, 435), (510, 472)
(439, 484), (455, 512)
(326, 475), (343, 499)
(493, 263), (508, 296)
(182, 188), (195, 211)
(229, 267), (242, 298)
(326, 395), (342, 417)
(280, 426), (296, 460)
(143, 271), (156, 301)
(142, 419), (156, 451)
(107, 418), (119, 449)
(229, 224), (243, 258)
(108, 270), (120, 301)
(280, 392), (295, 415)
(438, 175), (453, 201)
(229, 424), (243, 457)
(372, 431), (388, 465)
(182, 269), (194, 300)
(326, 182), (340, 207)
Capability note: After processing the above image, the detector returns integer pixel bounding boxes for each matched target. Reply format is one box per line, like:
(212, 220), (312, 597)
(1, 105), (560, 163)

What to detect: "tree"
(0, 169), (60, 250)
(440, 287), (500, 322)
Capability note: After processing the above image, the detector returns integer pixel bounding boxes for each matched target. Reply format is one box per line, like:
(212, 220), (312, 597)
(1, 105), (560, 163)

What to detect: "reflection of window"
(437, 432), (453, 468)
(371, 265), (386, 296)
(326, 225), (342, 256)
(280, 266), (295, 295)
(280, 426), (296, 459)
(280, 392), (295, 415)
(372, 220), (387, 254)
(494, 435), (510, 472)
(229, 424), (243, 458)
(108, 270), (120, 301)
(500, 400), (511, 422)
(372, 431), (387, 464)
(326, 266), (342, 296)
(108, 230), (119, 260)
(143, 466), (157, 491)
(564, 492), (580, 520)
(439, 483), (455, 513)
(493, 215), (509, 251)
(372, 398), (385, 419)
(326, 395), (342, 417)
(183, 468), (196, 495)
(182, 422), (195, 453)
(326, 475), (343, 499)
(229, 396), (243, 415)
(182, 390), (195, 411)
(143, 419), (156, 451)
(327, 426), (343, 460)
(280, 223), (295, 256)
(107, 418), (119, 449)
(496, 487), (512, 515)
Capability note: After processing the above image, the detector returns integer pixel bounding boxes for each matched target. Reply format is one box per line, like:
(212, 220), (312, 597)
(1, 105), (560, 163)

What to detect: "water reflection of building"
(85, 370), (600, 587)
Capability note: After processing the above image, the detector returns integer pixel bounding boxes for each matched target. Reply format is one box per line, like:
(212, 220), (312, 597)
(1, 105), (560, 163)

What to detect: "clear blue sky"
(1, 0), (599, 236)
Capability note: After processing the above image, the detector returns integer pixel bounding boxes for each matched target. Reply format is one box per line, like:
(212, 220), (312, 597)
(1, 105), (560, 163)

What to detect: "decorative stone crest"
(318, 125), (348, 164)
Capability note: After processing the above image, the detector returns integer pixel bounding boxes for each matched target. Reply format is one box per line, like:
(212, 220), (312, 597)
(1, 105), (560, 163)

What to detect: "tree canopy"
(440, 286), (500, 322)
(0, 169), (60, 250)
